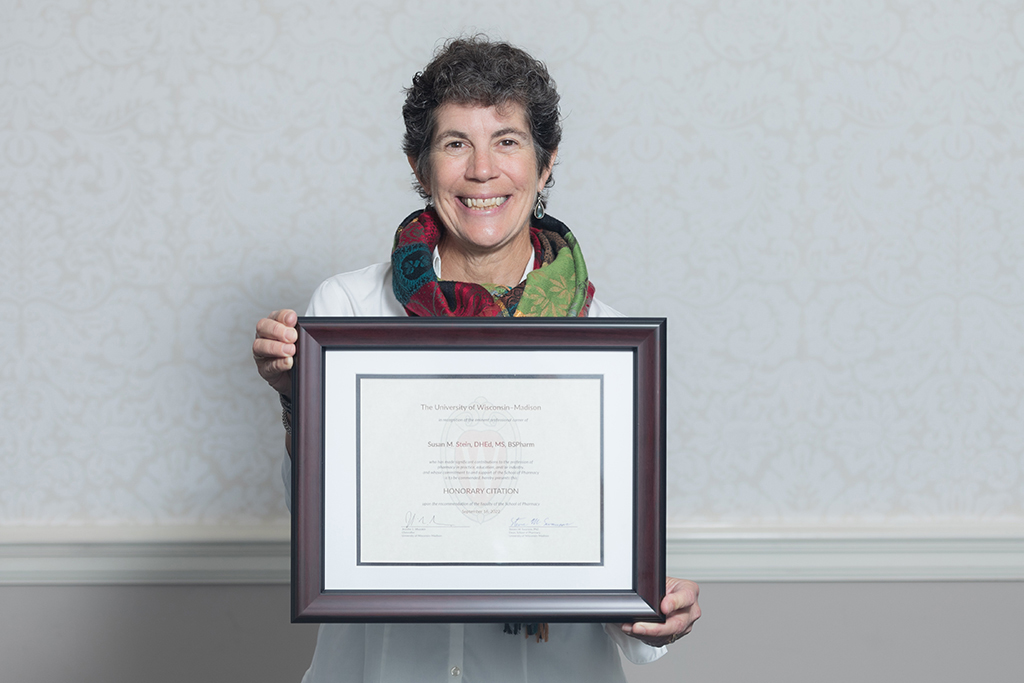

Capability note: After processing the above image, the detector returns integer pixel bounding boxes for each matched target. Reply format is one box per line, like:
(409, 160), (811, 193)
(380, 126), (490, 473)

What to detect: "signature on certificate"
(509, 516), (575, 528)
(403, 511), (458, 529)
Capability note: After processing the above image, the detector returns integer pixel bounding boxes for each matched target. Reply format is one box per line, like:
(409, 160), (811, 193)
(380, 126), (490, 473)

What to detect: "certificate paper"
(322, 348), (635, 592)
(356, 375), (603, 565)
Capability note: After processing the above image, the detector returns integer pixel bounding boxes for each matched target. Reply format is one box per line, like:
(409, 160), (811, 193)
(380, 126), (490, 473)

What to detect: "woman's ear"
(408, 155), (429, 195)
(538, 149), (558, 191)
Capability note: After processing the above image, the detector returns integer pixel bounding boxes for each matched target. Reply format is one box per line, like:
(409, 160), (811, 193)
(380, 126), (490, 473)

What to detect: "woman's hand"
(620, 578), (700, 648)
(252, 309), (298, 396)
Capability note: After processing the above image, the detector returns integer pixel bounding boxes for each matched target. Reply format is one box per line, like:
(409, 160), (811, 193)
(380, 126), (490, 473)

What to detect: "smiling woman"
(251, 36), (700, 683)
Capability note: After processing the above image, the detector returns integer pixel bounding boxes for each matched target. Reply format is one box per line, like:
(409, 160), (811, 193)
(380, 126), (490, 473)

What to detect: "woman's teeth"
(461, 196), (508, 209)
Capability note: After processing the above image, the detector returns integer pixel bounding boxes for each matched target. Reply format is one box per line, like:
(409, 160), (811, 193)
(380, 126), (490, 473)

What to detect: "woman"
(253, 37), (700, 682)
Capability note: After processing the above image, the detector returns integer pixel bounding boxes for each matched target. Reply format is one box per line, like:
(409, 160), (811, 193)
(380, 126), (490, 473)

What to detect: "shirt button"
(451, 666), (461, 676)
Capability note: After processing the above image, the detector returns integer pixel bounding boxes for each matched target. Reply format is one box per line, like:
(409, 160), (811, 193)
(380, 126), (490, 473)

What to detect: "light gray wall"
(4, 0), (1023, 538)
(3, 582), (1022, 683)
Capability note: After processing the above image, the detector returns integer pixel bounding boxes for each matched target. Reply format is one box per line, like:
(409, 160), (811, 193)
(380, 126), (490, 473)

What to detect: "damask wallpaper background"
(3, 0), (1023, 537)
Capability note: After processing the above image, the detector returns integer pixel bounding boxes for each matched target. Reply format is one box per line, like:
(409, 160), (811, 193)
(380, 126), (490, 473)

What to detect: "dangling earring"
(533, 195), (545, 220)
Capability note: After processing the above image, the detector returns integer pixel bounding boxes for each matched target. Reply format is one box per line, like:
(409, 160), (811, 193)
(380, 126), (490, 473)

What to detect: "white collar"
(432, 246), (535, 285)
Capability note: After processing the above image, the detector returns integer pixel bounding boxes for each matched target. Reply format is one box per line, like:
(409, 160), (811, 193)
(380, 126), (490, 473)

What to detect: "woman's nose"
(467, 149), (498, 181)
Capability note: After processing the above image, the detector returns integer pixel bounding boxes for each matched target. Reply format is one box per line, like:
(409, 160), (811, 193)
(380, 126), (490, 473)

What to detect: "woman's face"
(411, 102), (555, 260)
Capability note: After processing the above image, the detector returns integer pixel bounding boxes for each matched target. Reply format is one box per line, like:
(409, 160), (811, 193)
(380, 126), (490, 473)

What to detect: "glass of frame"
(291, 317), (666, 623)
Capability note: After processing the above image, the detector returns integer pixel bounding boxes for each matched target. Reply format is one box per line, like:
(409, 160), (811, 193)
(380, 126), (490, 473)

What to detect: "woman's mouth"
(459, 196), (508, 209)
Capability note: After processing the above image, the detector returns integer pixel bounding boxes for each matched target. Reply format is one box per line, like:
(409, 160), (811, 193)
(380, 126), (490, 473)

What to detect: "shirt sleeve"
(603, 623), (668, 664)
(587, 298), (626, 318)
(305, 262), (405, 317)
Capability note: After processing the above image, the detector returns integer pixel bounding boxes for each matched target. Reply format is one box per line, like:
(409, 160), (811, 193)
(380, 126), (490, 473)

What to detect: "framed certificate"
(291, 317), (666, 623)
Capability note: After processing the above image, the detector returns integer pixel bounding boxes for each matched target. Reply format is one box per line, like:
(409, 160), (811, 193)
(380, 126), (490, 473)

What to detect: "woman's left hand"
(620, 577), (701, 647)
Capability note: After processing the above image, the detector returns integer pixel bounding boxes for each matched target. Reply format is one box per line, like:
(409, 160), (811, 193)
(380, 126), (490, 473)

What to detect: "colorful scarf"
(391, 208), (595, 318)
(391, 208), (594, 640)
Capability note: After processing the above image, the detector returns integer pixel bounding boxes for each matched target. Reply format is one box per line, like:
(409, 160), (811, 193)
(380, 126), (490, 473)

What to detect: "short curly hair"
(402, 36), (562, 200)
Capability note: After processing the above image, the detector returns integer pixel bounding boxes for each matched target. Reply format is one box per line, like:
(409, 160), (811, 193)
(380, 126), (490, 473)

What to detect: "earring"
(533, 195), (545, 220)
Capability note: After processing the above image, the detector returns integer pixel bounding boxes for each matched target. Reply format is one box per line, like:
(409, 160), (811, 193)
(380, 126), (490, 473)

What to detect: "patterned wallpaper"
(2, 0), (1023, 534)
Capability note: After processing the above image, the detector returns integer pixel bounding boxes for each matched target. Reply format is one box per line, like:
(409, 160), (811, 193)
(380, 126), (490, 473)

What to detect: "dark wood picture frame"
(291, 317), (666, 623)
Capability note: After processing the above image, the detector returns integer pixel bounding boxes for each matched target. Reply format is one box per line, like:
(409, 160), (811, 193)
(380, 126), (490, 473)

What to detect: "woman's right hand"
(253, 309), (298, 397)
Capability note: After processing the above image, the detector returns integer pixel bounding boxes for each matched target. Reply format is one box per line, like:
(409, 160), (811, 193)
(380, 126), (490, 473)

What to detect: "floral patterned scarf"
(391, 208), (595, 318)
